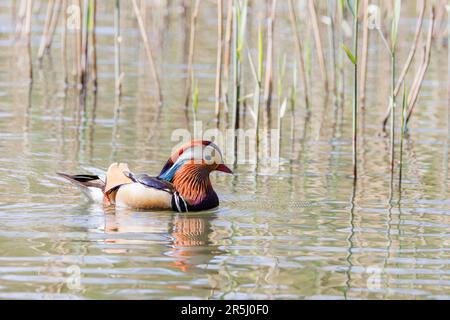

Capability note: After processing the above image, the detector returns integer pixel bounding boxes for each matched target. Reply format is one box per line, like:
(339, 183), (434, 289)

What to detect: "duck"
(57, 140), (233, 212)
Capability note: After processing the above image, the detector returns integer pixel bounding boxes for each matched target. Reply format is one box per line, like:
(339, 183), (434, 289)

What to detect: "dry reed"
(131, 0), (163, 106)
(308, 0), (328, 89)
(288, 0), (309, 110)
(184, 0), (200, 109)
(406, 6), (435, 125)
(215, 0), (223, 121)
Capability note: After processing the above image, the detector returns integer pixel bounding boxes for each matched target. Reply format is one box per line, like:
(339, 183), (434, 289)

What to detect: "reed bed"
(12, 0), (448, 189)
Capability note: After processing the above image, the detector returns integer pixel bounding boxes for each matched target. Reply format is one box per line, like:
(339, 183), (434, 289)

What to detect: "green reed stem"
(352, 0), (359, 177)
(289, 61), (297, 142)
(399, 84), (407, 187)
(247, 23), (263, 162)
(288, 0), (309, 110)
(390, 0), (401, 175)
(390, 52), (396, 175)
(231, 3), (238, 163)
(342, 1), (359, 177)
(214, 0), (223, 122)
(277, 54), (286, 162)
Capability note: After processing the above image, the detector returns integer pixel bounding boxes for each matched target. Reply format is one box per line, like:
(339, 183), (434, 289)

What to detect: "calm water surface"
(0, 2), (449, 299)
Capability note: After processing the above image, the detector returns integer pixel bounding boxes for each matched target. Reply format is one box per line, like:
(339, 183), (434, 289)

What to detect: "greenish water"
(0, 1), (449, 299)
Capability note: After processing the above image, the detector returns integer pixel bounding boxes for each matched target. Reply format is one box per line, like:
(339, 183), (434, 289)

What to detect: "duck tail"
(57, 173), (105, 202)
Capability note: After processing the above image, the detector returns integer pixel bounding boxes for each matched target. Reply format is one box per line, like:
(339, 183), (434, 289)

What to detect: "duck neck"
(172, 164), (216, 207)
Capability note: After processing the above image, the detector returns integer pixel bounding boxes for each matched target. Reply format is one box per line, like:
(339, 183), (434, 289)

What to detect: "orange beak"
(216, 164), (233, 174)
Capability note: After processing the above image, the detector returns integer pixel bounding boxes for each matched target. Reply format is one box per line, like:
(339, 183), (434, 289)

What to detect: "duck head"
(158, 140), (232, 211)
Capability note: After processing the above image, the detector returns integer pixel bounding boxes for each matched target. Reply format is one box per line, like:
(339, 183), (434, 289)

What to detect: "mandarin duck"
(57, 140), (232, 212)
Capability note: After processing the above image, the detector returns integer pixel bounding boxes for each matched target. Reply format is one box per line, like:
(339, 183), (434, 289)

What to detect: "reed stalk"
(247, 23), (263, 161)
(406, 6), (435, 125)
(37, 0), (55, 61)
(342, 0), (360, 177)
(131, 0), (163, 106)
(326, 1), (337, 96)
(394, 2), (425, 98)
(89, 0), (97, 92)
(288, 0), (309, 110)
(15, 0), (27, 39)
(23, 0), (33, 82)
(215, 0), (223, 121)
(289, 61), (297, 143)
(76, 0), (82, 88)
(231, 0), (247, 162)
(184, 0), (200, 109)
(433, 0), (446, 38)
(382, 2), (426, 130)
(46, 0), (61, 51)
(352, 0), (359, 177)
(257, 22), (263, 147)
(389, 50), (396, 174)
(448, 3), (450, 117)
(399, 84), (407, 187)
(447, 2), (450, 185)
(37, 0), (61, 62)
(360, 0), (369, 106)
(80, 0), (89, 88)
(308, 0), (328, 89)
(263, 0), (277, 127)
(305, 35), (311, 97)
(114, 0), (121, 96)
(61, 0), (67, 86)
(337, 0), (345, 109)
(231, 3), (238, 163)
(192, 76), (199, 128)
(70, 4), (78, 83)
(222, 0), (233, 114)
(389, 0), (401, 175)
(276, 54), (287, 163)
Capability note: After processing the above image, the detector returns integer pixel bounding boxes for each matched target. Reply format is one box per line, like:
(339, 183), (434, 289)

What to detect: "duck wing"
(124, 172), (174, 194)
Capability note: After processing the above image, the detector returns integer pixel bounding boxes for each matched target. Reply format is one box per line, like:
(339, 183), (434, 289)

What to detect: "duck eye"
(203, 148), (215, 164)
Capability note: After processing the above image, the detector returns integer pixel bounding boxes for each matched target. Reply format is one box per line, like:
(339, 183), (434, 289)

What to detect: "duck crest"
(158, 140), (213, 178)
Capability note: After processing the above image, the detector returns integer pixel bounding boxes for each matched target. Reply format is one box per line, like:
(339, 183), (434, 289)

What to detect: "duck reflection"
(102, 206), (219, 272)
(103, 206), (170, 236)
(170, 214), (211, 246)
(166, 213), (217, 272)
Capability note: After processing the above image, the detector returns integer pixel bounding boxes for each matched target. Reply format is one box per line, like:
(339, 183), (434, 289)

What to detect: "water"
(0, 1), (449, 299)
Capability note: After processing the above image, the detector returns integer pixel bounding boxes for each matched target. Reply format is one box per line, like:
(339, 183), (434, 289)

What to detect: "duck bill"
(216, 164), (233, 174)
